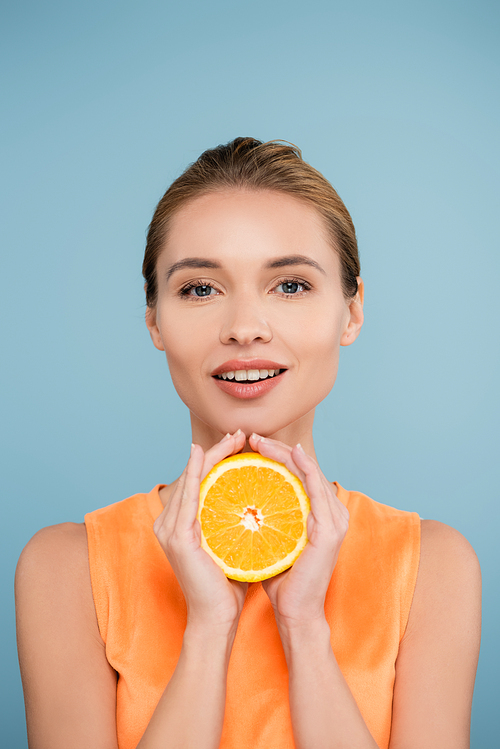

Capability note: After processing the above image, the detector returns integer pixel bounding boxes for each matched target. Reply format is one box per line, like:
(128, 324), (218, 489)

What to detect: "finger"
(176, 443), (205, 528)
(154, 463), (188, 538)
(319, 473), (349, 527)
(169, 431), (237, 519)
(249, 432), (296, 455)
(290, 444), (333, 524)
(317, 474), (335, 522)
(201, 429), (246, 480)
(320, 475), (349, 523)
(320, 481), (349, 538)
(250, 434), (307, 485)
(162, 431), (245, 536)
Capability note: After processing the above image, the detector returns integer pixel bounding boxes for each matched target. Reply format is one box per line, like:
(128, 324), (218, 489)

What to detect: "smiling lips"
(211, 360), (288, 399)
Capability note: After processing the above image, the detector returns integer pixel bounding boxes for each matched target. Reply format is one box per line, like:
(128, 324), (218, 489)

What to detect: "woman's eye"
(280, 281), (300, 294)
(180, 278), (309, 299)
(275, 279), (309, 295)
(192, 285), (214, 297)
(181, 283), (218, 298)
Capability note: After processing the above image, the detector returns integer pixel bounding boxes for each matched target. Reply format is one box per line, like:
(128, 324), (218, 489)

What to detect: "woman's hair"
(143, 137), (360, 307)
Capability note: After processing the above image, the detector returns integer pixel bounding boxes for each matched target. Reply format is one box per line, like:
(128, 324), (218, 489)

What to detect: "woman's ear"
(340, 277), (364, 347)
(145, 306), (165, 351)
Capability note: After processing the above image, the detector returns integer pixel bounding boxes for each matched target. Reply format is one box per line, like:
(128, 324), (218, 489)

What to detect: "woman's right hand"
(153, 430), (248, 634)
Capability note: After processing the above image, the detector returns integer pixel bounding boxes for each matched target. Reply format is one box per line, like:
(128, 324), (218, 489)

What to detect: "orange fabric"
(85, 483), (420, 749)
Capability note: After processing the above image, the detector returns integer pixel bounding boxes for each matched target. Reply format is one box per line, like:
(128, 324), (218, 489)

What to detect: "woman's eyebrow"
(165, 254), (326, 283)
(265, 255), (326, 275)
(165, 258), (221, 282)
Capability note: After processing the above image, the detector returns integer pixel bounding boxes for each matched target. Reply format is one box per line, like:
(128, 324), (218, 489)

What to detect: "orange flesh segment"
(201, 465), (304, 571)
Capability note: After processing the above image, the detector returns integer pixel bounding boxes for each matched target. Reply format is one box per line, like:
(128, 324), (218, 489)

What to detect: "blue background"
(2, 0), (498, 744)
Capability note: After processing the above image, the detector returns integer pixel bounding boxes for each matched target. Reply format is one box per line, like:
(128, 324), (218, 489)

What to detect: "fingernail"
(250, 432), (260, 442)
(235, 428), (243, 437)
(191, 443), (195, 456)
(296, 443), (305, 453)
(221, 432), (231, 442)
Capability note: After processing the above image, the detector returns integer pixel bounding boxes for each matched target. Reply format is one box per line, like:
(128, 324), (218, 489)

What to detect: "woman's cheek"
(160, 320), (202, 390)
(305, 324), (342, 395)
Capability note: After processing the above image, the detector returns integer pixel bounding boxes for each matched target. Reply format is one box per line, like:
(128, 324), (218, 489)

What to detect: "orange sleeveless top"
(85, 483), (420, 749)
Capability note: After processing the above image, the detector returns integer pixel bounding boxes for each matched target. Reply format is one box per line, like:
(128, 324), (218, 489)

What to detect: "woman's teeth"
(216, 369), (283, 381)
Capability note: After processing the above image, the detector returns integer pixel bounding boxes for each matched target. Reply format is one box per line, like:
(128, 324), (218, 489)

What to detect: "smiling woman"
(15, 138), (481, 749)
(145, 186), (362, 437)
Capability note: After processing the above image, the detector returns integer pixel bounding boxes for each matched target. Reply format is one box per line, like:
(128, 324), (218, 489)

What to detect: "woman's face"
(146, 189), (363, 448)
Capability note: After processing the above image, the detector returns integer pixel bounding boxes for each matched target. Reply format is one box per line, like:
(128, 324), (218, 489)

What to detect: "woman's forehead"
(168, 188), (325, 230)
(159, 189), (339, 272)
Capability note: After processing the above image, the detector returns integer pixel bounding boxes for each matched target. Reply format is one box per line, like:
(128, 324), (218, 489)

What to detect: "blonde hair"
(143, 137), (360, 307)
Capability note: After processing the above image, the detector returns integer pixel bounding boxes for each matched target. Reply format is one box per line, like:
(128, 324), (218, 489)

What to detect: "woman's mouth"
(215, 368), (284, 382)
(212, 368), (287, 399)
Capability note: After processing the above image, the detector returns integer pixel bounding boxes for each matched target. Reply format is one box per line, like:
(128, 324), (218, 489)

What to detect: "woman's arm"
(248, 436), (481, 748)
(276, 520), (481, 749)
(15, 523), (119, 749)
(389, 519), (481, 748)
(15, 522), (238, 749)
(16, 434), (248, 749)
(249, 435), (379, 747)
(136, 622), (237, 749)
(278, 618), (379, 748)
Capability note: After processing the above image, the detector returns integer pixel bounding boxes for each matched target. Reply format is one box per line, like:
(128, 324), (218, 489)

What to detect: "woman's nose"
(219, 299), (273, 345)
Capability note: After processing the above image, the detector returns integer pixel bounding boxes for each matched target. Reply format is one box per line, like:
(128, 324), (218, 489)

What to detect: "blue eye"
(179, 277), (310, 300)
(280, 281), (300, 294)
(192, 285), (213, 297)
(275, 279), (310, 294)
(180, 282), (218, 298)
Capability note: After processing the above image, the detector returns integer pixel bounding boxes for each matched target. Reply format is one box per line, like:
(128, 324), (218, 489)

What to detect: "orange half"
(198, 452), (310, 582)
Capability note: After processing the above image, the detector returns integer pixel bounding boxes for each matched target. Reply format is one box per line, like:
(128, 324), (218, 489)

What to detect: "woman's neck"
(189, 410), (318, 462)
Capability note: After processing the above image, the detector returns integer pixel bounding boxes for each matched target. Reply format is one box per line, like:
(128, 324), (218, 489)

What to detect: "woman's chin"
(189, 403), (316, 448)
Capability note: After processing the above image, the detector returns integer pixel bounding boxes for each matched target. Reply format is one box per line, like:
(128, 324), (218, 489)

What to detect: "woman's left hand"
(249, 433), (350, 631)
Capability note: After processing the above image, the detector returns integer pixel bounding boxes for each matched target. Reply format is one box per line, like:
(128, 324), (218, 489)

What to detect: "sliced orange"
(197, 452), (310, 582)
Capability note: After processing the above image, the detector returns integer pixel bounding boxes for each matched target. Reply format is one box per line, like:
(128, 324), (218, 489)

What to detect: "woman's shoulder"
(17, 521), (89, 583)
(16, 523), (119, 746)
(420, 518), (478, 554)
(15, 522), (101, 678)
(417, 519), (481, 599)
(390, 518), (481, 742)
(404, 518), (481, 645)
(15, 484), (159, 603)
(16, 523), (93, 636)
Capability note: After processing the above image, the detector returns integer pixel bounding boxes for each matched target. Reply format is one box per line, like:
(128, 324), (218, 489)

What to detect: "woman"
(15, 138), (481, 749)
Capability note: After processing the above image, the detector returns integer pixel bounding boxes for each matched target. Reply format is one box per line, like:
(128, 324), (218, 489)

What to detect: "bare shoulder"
(15, 520), (105, 672)
(389, 519), (481, 748)
(404, 518), (481, 648)
(16, 522), (96, 624)
(17, 521), (89, 577)
(419, 518), (480, 564)
(413, 519), (481, 611)
(16, 523), (118, 748)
